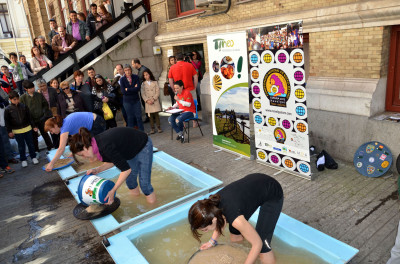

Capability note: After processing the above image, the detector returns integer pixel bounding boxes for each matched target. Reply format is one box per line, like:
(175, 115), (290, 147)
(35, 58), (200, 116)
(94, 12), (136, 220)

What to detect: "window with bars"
(0, 4), (12, 38)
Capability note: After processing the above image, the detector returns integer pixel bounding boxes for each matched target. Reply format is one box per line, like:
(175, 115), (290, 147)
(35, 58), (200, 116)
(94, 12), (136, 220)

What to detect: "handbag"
(163, 82), (170, 96)
(102, 102), (114, 120)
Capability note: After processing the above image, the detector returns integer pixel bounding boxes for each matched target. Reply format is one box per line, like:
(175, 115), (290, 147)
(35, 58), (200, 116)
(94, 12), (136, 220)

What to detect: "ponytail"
(69, 127), (93, 156)
(44, 115), (64, 132)
(188, 194), (224, 242)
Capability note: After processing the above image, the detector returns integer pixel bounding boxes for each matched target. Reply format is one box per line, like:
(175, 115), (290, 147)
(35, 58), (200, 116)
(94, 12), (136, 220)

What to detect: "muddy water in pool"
(132, 219), (330, 264)
(111, 163), (200, 223)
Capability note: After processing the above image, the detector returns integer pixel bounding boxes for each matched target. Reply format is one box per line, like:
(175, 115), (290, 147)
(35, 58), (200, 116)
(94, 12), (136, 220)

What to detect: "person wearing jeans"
(4, 91), (39, 168)
(167, 80), (195, 143)
(69, 127), (156, 204)
(119, 64), (144, 131)
(0, 137), (15, 178)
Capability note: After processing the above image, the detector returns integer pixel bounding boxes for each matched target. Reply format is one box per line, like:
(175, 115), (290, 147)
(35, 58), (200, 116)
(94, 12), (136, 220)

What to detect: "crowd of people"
(0, 49), (204, 173)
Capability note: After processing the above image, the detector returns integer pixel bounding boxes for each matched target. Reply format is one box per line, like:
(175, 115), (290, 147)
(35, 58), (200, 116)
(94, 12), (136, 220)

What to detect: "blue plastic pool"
(65, 151), (223, 235)
(106, 191), (358, 264)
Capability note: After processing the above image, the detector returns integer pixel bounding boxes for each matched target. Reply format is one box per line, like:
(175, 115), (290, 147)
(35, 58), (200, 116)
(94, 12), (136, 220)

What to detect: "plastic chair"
(183, 99), (203, 143)
(170, 99), (204, 143)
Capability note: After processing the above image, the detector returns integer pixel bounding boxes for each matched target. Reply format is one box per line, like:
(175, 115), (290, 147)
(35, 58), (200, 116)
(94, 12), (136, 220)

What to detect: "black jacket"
(39, 43), (55, 62)
(57, 91), (86, 118)
(86, 13), (97, 36)
(46, 87), (59, 108)
(4, 103), (35, 133)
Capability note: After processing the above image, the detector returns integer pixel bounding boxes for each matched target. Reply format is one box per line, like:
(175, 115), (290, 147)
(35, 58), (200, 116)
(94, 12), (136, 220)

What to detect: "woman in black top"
(93, 74), (118, 129)
(69, 127), (156, 204)
(188, 173), (283, 264)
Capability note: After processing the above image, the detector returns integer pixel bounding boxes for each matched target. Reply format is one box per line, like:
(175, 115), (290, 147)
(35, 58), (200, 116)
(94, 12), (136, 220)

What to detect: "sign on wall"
(207, 31), (251, 157)
(247, 21), (311, 177)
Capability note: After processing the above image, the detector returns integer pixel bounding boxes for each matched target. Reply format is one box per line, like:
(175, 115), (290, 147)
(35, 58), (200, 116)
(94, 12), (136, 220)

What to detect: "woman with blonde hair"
(57, 81), (85, 118)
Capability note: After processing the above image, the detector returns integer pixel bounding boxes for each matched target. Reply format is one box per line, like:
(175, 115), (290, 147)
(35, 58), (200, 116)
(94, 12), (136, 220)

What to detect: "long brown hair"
(44, 116), (63, 132)
(188, 194), (225, 242)
(69, 127), (92, 154)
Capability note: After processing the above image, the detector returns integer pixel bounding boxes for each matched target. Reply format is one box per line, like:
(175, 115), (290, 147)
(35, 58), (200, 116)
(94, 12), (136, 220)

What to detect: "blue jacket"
(119, 74), (141, 102)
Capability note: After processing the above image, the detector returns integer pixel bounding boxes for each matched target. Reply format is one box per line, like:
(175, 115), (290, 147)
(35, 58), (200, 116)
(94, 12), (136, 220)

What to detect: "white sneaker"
(22, 161), (28, 168)
(32, 158), (39, 165)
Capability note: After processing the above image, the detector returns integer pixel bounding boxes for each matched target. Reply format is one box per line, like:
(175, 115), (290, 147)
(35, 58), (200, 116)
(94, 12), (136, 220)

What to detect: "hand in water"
(200, 242), (213, 251)
(45, 163), (54, 172)
(104, 190), (115, 205)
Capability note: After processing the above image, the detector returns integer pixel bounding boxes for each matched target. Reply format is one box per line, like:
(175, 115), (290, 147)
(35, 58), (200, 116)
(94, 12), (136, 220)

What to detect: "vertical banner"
(208, 32), (250, 157)
(247, 21), (311, 178)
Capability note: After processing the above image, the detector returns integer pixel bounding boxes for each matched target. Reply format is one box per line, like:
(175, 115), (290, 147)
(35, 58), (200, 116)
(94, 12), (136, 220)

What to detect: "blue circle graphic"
(299, 164), (309, 173)
(255, 115), (262, 124)
(296, 106), (306, 116)
(251, 54), (258, 64)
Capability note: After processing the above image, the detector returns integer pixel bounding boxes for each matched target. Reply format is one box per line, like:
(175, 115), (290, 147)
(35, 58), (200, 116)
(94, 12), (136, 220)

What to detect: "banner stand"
(213, 145), (252, 160)
(256, 160), (313, 181)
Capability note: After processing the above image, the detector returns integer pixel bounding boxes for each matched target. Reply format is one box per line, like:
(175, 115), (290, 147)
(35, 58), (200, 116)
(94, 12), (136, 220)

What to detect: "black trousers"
(33, 120), (53, 151)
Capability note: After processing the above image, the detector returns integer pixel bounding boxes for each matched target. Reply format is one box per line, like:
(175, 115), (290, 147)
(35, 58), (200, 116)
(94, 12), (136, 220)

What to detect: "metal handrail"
(30, 2), (148, 83)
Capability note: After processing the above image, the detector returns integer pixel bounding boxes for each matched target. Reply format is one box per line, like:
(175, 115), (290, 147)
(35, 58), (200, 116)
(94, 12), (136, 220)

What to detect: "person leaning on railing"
(96, 4), (113, 31)
(51, 26), (77, 60)
(86, 3), (98, 36)
(30, 46), (53, 75)
(66, 10), (90, 43)
(37, 35), (54, 62)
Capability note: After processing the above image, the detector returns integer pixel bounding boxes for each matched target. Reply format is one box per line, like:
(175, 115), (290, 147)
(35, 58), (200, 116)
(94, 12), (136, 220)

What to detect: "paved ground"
(0, 113), (399, 264)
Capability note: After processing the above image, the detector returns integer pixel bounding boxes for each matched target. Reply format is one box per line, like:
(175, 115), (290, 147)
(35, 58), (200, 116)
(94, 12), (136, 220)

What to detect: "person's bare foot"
(129, 187), (140, 196)
(146, 192), (156, 204)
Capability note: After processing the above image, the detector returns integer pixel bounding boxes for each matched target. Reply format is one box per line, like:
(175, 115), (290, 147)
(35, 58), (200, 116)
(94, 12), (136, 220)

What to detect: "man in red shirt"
(168, 53), (198, 92)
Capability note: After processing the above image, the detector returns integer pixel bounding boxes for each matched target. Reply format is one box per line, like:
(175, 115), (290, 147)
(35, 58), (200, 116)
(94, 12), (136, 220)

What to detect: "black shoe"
(322, 150), (338, 169)
(176, 135), (181, 140)
(144, 117), (150, 123)
(180, 135), (185, 143)
(316, 151), (325, 171)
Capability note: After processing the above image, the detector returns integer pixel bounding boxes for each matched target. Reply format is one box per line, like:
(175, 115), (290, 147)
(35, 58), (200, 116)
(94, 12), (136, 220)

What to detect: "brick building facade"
(151, 0), (400, 162)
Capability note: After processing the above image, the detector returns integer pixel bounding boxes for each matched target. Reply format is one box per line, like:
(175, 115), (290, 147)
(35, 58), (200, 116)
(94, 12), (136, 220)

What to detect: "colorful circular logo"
(252, 70), (259, 79)
(293, 52), (303, 63)
(268, 117), (276, 126)
(381, 161), (389, 168)
(254, 115), (263, 124)
(284, 159), (293, 168)
(253, 85), (260, 94)
(357, 162), (363, 168)
(258, 151), (266, 160)
(295, 88), (305, 99)
(299, 163), (309, 173)
(278, 53), (286, 63)
(296, 122), (307, 132)
(282, 119), (291, 129)
(294, 70), (304, 81)
(263, 68), (291, 106)
(263, 54), (272, 63)
(254, 100), (261, 110)
(274, 127), (286, 144)
(270, 154), (279, 164)
(250, 54), (258, 64)
(296, 106), (306, 116)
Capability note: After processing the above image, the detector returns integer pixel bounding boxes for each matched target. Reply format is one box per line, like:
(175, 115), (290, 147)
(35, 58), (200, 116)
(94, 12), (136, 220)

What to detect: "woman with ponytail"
(188, 173), (283, 264)
(69, 127), (156, 204)
(43, 112), (106, 171)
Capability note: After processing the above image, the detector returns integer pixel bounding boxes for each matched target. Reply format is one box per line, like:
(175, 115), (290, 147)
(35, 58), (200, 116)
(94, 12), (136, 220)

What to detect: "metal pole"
(6, 0), (19, 57)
